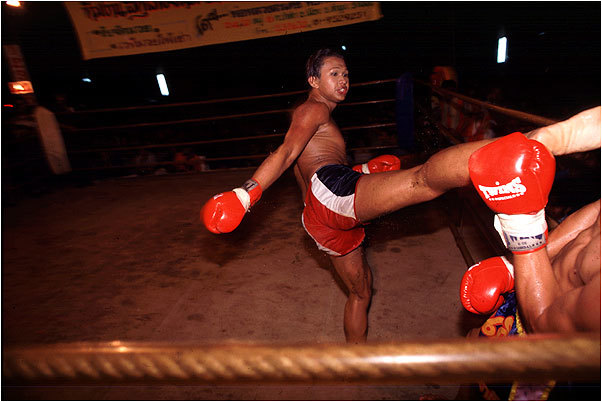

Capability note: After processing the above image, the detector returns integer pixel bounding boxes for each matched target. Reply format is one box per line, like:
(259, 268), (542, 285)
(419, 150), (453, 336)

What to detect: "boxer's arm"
(252, 102), (328, 190)
(514, 250), (601, 333)
(527, 106), (601, 155)
(547, 200), (601, 259)
(201, 102), (326, 233)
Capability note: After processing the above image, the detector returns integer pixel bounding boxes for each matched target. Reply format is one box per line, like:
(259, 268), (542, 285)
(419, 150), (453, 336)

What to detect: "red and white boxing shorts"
(302, 164), (366, 256)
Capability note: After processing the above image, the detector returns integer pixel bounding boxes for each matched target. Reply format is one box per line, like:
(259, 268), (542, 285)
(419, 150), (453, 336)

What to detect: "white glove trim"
(466, 256), (514, 278)
(499, 256), (514, 278)
(233, 188), (251, 211)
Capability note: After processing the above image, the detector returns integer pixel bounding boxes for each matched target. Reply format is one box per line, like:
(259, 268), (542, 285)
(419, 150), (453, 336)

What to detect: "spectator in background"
(135, 148), (157, 175)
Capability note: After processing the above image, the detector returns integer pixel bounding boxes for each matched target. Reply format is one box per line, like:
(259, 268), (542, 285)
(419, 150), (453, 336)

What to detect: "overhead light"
(6, 1), (21, 7)
(497, 37), (507, 63)
(341, 45), (347, 51)
(82, 77), (92, 83)
(156, 73), (169, 96)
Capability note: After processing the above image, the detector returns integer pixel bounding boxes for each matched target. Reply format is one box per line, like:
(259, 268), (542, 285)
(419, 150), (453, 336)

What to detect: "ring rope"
(415, 79), (559, 126)
(68, 122), (397, 155)
(56, 78), (397, 116)
(4, 334), (599, 385)
(68, 99), (395, 133)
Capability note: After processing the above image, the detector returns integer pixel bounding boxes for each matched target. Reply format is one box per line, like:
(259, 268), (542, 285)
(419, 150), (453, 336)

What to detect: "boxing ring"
(3, 78), (600, 399)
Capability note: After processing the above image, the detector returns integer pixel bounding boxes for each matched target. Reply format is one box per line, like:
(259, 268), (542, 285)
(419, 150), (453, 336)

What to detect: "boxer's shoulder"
(552, 221), (600, 287)
(294, 98), (330, 122)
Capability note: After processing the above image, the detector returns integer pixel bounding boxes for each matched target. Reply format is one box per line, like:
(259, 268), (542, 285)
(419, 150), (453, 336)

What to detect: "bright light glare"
(8, 80), (34, 94)
(341, 45), (347, 51)
(497, 37), (507, 63)
(156, 73), (169, 96)
(82, 77), (91, 83)
(515, 154), (524, 172)
(6, 1), (21, 7)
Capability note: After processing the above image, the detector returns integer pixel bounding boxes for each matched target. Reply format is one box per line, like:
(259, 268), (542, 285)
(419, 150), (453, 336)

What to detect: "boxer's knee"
(330, 249), (373, 301)
(352, 285), (372, 304)
(348, 265), (372, 301)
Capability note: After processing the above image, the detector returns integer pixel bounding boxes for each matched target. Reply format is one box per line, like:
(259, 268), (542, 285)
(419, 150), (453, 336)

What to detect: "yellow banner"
(64, 2), (382, 60)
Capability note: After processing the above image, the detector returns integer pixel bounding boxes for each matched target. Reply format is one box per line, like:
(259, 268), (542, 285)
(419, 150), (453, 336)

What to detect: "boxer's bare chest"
(295, 119), (347, 185)
(552, 216), (601, 289)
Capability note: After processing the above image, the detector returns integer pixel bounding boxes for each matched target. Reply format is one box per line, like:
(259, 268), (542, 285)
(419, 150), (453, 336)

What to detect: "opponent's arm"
(514, 249), (601, 333)
(201, 102), (328, 233)
(527, 106), (601, 155)
(516, 201), (601, 332)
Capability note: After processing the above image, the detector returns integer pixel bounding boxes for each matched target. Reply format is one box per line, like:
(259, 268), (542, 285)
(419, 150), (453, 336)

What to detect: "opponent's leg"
(355, 138), (497, 222)
(329, 246), (373, 343)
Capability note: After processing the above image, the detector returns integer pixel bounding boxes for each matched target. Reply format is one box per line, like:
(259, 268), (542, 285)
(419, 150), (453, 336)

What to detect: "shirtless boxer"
(462, 106), (601, 333)
(201, 48), (505, 343)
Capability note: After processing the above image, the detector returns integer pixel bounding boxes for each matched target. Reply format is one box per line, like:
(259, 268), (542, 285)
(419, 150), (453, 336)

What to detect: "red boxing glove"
(201, 179), (262, 234)
(469, 132), (556, 253)
(353, 154), (401, 174)
(460, 256), (514, 315)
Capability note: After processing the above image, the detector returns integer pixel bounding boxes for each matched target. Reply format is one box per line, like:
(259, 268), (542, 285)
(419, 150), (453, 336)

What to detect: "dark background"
(2, 1), (600, 119)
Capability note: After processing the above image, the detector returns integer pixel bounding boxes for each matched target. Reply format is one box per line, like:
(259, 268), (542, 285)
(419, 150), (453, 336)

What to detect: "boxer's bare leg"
(329, 246), (372, 343)
(355, 139), (497, 222)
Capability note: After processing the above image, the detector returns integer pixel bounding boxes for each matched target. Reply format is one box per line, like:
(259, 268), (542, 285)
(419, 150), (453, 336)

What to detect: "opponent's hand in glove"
(460, 256), (514, 315)
(469, 132), (555, 254)
(201, 178), (262, 234)
(353, 154), (401, 174)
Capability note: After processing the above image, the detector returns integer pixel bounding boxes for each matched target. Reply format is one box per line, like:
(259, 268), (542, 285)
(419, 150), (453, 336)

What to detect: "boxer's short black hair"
(306, 48), (345, 80)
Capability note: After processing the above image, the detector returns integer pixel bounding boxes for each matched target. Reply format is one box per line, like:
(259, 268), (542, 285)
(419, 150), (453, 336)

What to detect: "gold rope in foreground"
(3, 334), (599, 385)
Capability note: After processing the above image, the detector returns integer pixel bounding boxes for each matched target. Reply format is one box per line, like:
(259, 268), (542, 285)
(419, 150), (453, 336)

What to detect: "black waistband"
(314, 164), (362, 197)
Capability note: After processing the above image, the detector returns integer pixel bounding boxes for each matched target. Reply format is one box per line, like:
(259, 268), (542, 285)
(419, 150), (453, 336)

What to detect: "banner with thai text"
(64, 2), (382, 60)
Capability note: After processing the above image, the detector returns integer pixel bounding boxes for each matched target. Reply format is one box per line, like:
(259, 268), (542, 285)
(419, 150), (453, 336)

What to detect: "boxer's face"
(309, 56), (349, 102)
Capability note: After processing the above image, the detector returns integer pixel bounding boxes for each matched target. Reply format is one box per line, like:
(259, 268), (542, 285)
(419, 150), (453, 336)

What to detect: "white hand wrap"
(494, 209), (548, 253)
(360, 163), (371, 174)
